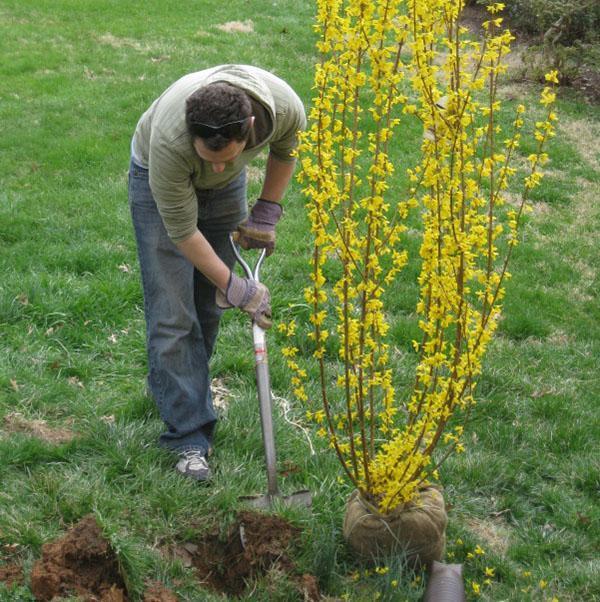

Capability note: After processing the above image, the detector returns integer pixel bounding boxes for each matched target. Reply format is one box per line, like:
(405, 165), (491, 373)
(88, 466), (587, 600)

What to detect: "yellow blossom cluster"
(278, 320), (309, 402)
(293, 0), (558, 512)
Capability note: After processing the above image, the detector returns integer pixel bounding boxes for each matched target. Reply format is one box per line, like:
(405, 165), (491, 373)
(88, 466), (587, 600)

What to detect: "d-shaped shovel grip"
(229, 234), (267, 283)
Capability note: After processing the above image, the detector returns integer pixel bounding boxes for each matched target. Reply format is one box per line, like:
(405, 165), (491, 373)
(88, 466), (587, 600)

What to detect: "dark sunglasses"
(191, 116), (252, 139)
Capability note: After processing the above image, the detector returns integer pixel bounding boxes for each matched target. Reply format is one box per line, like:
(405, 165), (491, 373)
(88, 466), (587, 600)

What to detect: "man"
(128, 65), (306, 481)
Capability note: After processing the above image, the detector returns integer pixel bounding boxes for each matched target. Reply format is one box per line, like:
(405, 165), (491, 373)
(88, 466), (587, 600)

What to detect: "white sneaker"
(176, 450), (211, 481)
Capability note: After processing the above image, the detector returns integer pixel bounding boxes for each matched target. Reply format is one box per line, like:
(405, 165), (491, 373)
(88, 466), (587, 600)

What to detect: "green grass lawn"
(1, 1), (599, 600)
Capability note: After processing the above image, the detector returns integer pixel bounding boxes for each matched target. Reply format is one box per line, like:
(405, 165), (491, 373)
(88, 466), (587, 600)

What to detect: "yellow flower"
(487, 2), (506, 14)
(540, 87), (556, 106)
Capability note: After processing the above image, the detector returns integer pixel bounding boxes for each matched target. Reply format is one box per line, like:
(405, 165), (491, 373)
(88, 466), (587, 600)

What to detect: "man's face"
(193, 138), (247, 174)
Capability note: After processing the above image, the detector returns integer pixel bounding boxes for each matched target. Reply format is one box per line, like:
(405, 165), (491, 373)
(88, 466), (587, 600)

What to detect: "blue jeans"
(128, 159), (247, 455)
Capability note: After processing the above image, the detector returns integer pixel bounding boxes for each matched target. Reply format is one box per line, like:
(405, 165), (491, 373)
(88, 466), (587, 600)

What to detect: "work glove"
(216, 272), (272, 329)
(236, 199), (283, 256)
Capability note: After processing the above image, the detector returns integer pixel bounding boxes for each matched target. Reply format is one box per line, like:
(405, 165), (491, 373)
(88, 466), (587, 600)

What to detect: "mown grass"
(1, 1), (599, 600)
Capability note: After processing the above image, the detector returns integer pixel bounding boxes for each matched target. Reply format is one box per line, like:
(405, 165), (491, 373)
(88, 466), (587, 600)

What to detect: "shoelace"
(180, 451), (207, 464)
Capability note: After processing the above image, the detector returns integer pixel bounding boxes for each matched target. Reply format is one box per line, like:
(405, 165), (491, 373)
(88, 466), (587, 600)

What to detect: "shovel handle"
(229, 234), (278, 498)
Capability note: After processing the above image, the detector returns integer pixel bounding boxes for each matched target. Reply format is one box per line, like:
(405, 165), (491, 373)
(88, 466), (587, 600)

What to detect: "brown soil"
(175, 510), (319, 600)
(29, 515), (128, 601)
(0, 562), (24, 587)
(1, 512), (314, 601)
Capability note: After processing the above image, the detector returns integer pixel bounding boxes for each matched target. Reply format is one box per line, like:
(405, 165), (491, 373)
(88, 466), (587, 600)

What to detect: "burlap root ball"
(342, 487), (447, 568)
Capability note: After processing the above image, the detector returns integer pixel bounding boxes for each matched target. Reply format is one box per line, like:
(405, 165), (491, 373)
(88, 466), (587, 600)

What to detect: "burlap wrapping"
(342, 487), (447, 567)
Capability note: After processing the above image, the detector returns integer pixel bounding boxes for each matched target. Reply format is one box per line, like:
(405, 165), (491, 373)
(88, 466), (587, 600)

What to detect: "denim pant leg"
(193, 175), (249, 360)
(193, 231), (233, 361)
(128, 159), (247, 454)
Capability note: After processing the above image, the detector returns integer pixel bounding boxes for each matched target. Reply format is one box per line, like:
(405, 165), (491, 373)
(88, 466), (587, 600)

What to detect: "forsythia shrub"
(287, 0), (557, 513)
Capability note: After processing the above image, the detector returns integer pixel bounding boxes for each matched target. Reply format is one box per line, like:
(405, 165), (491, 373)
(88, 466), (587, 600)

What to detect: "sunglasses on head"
(191, 116), (252, 139)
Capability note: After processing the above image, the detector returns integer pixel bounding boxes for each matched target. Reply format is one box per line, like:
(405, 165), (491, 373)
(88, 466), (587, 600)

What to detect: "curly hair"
(185, 82), (253, 151)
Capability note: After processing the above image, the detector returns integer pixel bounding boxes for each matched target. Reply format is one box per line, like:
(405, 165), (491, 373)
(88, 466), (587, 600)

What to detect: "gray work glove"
(216, 272), (272, 329)
(236, 199), (283, 256)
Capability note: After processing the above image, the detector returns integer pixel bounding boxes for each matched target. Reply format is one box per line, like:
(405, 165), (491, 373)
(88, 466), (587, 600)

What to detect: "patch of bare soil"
(30, 515), (128, 601)
(0, 562), (24, 587)
(2, 412), (75, 444)
(173, 510), (319, 600)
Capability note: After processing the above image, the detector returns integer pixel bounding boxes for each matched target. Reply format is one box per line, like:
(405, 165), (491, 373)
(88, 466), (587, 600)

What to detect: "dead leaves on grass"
(211, 377), (231, 413)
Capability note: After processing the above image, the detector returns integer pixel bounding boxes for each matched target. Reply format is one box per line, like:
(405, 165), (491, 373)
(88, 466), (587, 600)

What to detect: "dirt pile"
(178, 510), (319, 600)
(29, 515), (128, 601)
(1, 512), (313, 600)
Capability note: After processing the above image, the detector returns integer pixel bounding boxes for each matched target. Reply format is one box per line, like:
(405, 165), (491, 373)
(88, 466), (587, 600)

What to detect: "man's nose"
(212, 162), (226, 173)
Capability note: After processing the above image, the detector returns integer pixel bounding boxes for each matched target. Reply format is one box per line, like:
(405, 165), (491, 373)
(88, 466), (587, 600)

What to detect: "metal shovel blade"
(239, 489), (312, 510)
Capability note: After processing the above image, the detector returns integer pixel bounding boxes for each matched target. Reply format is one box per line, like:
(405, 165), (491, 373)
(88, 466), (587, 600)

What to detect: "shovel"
(229, 235), (312, 510)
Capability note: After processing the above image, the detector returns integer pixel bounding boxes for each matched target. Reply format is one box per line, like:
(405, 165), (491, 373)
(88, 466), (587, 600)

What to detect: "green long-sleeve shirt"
(131, 64), (306, 243)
